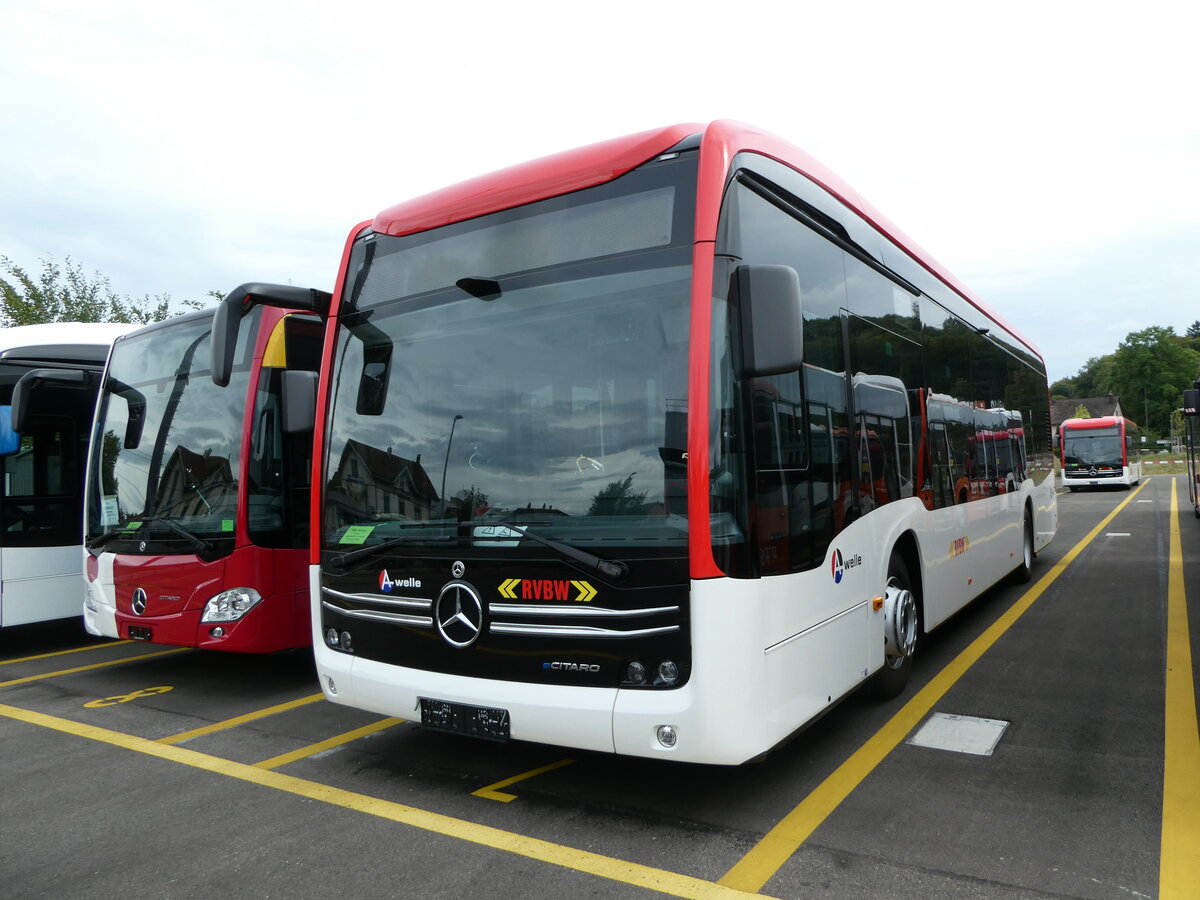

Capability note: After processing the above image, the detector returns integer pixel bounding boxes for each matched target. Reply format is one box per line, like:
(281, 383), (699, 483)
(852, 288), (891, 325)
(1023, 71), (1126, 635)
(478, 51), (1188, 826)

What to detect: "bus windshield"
(1062, 425), (1123, 467)
(323, 160), (695, 554)
(86, 310), (259, 555)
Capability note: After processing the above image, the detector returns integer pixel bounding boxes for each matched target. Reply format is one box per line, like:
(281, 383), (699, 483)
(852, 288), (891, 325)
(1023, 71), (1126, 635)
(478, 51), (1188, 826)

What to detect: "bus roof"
(370, 120), (1043, 364)
(1060, 416), (1137, 430)
(0, 321), (138, 364)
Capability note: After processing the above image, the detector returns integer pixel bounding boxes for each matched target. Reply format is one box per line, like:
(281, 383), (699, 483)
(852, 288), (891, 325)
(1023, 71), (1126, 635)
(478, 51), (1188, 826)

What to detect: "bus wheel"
(1010, 510), (1034, 584)
(873, 554), (918, 699)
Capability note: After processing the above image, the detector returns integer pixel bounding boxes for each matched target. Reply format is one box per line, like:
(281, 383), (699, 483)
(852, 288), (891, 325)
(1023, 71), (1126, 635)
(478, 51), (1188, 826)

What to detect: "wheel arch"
(889, 529), (925, 633)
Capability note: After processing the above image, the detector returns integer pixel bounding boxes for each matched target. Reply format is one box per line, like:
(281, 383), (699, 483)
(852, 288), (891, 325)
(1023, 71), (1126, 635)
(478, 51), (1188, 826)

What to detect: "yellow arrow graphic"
(571, 580), (596, 603)
(498, 578), (521, 599)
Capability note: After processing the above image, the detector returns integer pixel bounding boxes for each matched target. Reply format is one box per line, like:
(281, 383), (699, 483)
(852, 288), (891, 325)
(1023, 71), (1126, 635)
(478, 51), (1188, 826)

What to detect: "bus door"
(0, 375), (92, 625)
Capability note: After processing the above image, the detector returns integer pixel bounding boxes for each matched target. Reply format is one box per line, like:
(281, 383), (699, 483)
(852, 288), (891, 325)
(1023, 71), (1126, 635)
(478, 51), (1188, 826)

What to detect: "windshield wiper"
(85, 530), (123, 552)
(86, 516), (212, 554)
(488, 520), (629, 581)
(325, 533), (454, 573)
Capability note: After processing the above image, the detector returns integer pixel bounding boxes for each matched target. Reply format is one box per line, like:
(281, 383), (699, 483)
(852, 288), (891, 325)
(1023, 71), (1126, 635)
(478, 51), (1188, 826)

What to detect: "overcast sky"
(2, 0), (1196, 383)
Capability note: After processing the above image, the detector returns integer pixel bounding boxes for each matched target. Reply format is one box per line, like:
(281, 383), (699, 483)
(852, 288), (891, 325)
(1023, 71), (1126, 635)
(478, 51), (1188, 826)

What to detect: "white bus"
(1058, 415), (1141, 491)
(221, 122), (1058, 764)
(0, 322), (135, 627)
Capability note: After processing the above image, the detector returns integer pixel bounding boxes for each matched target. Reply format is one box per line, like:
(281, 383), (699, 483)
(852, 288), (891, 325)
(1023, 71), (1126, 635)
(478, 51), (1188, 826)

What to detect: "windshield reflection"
(86, 311), (257, 549)
(323, 264), (690, 550)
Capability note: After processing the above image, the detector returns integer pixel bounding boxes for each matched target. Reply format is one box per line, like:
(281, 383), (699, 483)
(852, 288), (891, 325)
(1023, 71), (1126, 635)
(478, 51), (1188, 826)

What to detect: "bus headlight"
(201, 587), (263, 623)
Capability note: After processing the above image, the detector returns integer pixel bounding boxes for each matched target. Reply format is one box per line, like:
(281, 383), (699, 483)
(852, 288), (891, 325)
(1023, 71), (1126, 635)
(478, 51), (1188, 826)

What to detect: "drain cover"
(908, 713), (1009, 756)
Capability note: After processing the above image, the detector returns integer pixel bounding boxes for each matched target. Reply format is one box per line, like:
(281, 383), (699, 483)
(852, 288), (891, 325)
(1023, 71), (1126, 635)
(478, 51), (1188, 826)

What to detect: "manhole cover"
(908, 713), (1009, 756)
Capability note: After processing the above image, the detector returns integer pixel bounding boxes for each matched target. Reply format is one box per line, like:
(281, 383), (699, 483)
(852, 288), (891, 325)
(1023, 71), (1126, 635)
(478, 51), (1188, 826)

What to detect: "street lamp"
(440, 414), (463, 512)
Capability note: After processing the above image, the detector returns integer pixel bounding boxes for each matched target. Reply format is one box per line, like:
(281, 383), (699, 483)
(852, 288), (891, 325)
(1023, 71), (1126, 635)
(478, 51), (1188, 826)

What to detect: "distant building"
(327, 440), (438, 527)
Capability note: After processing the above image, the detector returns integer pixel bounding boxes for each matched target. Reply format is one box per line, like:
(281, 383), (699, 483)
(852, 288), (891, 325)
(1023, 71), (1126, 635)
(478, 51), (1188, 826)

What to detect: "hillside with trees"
(1051, 324), (1200, 440)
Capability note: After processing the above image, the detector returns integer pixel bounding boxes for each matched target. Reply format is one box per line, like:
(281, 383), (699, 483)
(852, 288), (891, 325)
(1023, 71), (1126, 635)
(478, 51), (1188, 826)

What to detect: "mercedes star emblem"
(435, 582), (482, 648)
(131, 588), (148, 616)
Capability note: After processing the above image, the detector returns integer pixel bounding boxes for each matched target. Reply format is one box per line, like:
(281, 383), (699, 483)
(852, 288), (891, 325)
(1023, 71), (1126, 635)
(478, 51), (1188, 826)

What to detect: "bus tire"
(872, 554), (918, 699)
(1010, 509), (1034, 584)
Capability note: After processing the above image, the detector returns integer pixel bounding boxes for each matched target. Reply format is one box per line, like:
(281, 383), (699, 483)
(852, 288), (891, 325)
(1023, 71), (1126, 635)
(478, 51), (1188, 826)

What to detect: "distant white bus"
(0, 322), (135, 626)
(1058, 416), (1141, 491)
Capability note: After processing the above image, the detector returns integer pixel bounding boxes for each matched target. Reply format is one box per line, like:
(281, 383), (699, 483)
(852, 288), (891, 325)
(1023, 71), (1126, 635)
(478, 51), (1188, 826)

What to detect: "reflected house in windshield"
(156, 446), (234, 518)
(327, 439), (437, 527)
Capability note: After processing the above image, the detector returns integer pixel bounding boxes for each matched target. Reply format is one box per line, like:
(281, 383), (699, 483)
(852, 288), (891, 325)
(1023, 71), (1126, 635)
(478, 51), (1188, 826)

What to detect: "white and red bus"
(1, 322), (136, 627)
(1058, 415), (1141, 491)
(1180, 388), (1199, 517)
(223, 121), (1057, 762)
(81, 293), (326, 651)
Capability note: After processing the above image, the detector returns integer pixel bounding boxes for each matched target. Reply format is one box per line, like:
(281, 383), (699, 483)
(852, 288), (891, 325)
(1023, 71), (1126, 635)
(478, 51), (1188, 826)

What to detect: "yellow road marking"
(0, 647), (191, 688)
(84, 686), (173, 708)
(473, 758), (576, 802)
(1161, 481), (1200, 898)
(0, 702), (775, 900)
(0, 640), (132, 667)
(157, 693), (325, 744)
(253, 717), (405, 770)
(720, 481), (1151, 893)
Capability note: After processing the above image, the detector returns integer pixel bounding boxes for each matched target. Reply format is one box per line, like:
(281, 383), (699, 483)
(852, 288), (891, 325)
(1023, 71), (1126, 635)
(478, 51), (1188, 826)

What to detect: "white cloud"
(1, 0), (1197, 378)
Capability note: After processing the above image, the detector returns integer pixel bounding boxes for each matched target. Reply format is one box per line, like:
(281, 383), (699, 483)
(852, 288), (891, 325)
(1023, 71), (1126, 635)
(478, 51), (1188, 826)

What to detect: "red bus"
(218, 121), (1056, 762)
(82, 296), (326, 651)
(1058, 415), (1141, 491)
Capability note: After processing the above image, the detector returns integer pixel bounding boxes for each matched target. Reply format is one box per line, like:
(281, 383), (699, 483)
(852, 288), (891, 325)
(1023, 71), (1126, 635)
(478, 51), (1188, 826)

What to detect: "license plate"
(128, 626), (152, 641)
(419, 698), (510, 742)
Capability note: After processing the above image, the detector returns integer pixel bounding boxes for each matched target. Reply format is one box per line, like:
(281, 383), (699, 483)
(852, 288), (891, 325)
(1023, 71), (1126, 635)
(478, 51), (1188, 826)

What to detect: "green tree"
(1187, 320), (1200, 339)
(1107, 325), (1200, 436)
(588, 474), (646, 516)
(0, 255), (203, 327)
(1050, 354), (1116, 399)
(1073, 404), (1091, 418)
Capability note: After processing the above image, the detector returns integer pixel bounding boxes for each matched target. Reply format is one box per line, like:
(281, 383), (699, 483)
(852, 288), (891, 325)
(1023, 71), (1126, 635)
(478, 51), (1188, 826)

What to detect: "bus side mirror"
(212, 283), (332, 387)
(282, 370), (318, 434)
(10, 368), (89, 433)
(735, 265), (804, 376)
(1184, 389), (1200, 417)
(347, 316), (393, 416)
(105, 377), (146, 449)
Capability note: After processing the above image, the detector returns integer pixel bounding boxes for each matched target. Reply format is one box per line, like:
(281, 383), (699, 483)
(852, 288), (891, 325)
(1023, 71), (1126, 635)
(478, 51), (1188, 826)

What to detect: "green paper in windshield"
(339, 525), (376, 545)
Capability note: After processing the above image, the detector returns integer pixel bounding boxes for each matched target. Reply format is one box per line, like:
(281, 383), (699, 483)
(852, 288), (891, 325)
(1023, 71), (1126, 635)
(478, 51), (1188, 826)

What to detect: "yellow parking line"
(0, 647), (191, 688)
(0, 702), (775, 900)
(157, 693), (325, 744)
(473, 758), (576, 802)
(1, 640), (132, 667)
(719, 481), (1150, 893)
(1161, 482), (1200, 898)
(253, 717), (404, 770)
